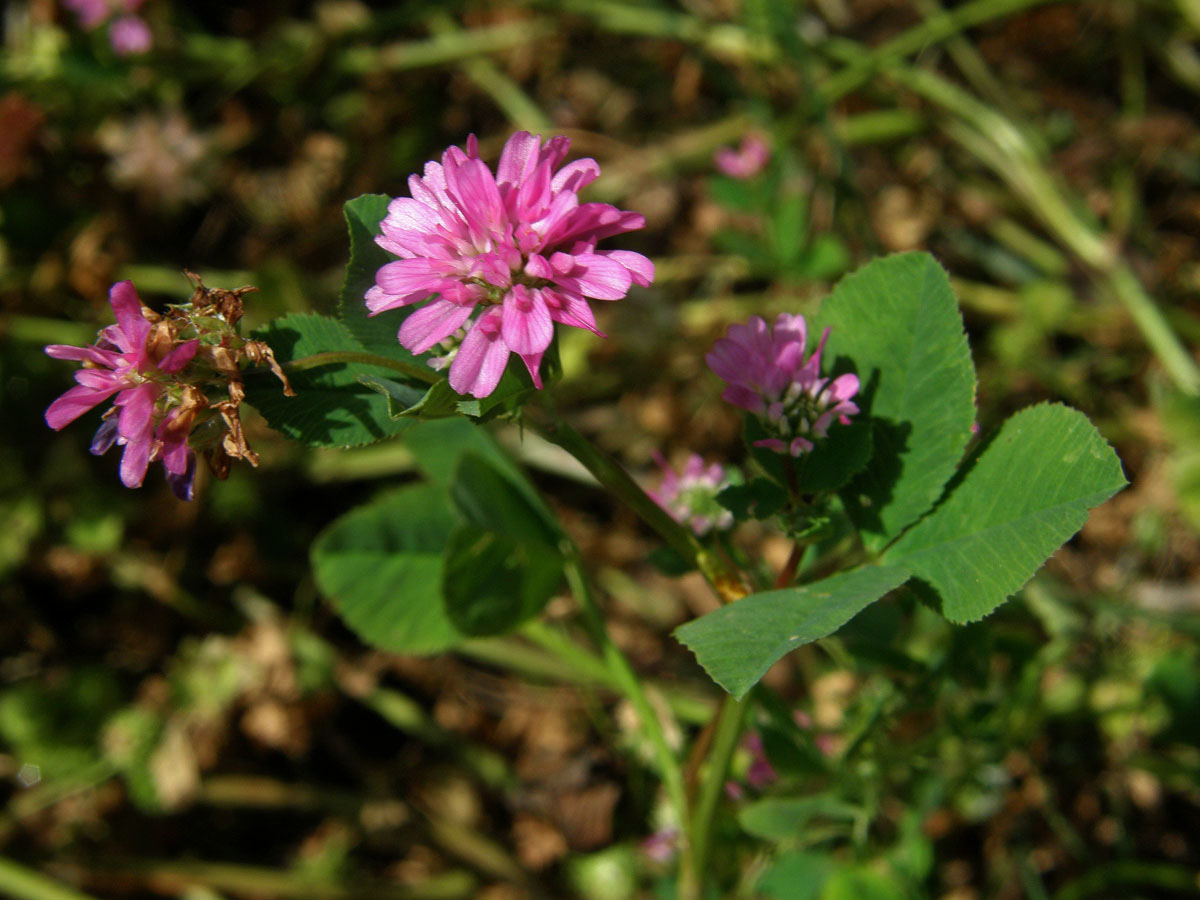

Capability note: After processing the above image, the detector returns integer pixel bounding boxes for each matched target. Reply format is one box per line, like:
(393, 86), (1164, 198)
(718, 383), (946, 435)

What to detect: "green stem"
(525, 407), (747, 602)
(562, 551), (691, 851)
(283, 350), (439, 384)
(0, 858), (103, 900)
(685, 695), (750, 899)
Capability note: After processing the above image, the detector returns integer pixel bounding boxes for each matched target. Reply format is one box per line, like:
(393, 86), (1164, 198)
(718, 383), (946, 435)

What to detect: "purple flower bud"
(707, 313), (860, 457)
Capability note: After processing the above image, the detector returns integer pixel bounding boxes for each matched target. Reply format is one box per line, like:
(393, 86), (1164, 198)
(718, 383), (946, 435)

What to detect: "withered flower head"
(44, 274), (293, 499)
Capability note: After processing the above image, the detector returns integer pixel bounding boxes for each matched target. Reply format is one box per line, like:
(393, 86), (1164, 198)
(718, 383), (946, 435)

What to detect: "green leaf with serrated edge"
(675, 566), (910, 698)
(451, 451), (563, 551)
(245, 314), (415, 448)
(311, 483), (465, 654)
(815, 253), (976, 549)
(885, 403), (1126, 623)
(442, 522), (563, 636)
(358, 375), (460, 419)
(337, 194), (423, 361)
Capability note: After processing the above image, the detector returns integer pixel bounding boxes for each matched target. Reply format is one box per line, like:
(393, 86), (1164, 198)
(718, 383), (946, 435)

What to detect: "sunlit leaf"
(246, 313), (413, 448)
(675, 566), (910, 698)
(817, 253), (976, 548)
(885, 403), (1126, 622)
(312, 483), (464, 653)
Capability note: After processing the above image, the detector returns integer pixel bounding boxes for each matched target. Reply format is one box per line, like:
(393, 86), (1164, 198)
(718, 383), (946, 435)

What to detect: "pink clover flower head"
(367, 131), (654, 398)
(44, 280), (199, 498)
(648, 452), (733, 536)
(706, 312), (859, 457)
(108, 15), (152, 55)
(713, 134), (771, 179)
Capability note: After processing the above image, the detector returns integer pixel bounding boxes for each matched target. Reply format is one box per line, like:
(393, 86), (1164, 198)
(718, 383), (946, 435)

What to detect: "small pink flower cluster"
(713, 134), (770, 180)
(63, 0), (151, 56)
(367, 132), (654, 398)
(45, 278), (291, 499)
(648, 452), (734, 536)
(46, 282), (198, 497)
(707, 313), (859, 456)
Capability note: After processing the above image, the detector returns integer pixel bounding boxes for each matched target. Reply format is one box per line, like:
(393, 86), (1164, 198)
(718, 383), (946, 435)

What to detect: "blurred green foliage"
(3, 0), (1199, 898)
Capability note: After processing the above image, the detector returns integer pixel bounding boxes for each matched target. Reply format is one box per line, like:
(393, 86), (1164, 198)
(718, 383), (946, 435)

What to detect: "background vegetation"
(2, 1), (1199, 898)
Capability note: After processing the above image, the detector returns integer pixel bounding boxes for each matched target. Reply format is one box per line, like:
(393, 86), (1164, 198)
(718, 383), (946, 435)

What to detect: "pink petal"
(398, 299), (475, 354)
(381, 197), (445, 239)
(511, 159), (553, 222)
(752, 437), (788, 454)
(114, 382), (158, 442)
(119, 437), (153, 488)
(449, 308), (511, 399)
(827, 372), (859, 403)
(45, 343), (120, 367)
(771, 313), (807, 358)
(496, 131), (541, 188)
(721, 384), (765, 414)
(546, 202), (645, 246)
(551, 158), (600, 193)
(542, 289), (603, 336)
(364, 285), (397, 313)
(601, 250), (655, 287)
(157, 430), (191, 476)
(538, 135), (571, 171)
(501, 285), (553, 355)
(517, 349), (545, 389)
(788, 437), (815, 456)
(375, 258), (456, 296)
(443, 157), (505, 238)
(706, 317), (770, 384)
(553, 252), (632, 301)
(107, 281), (151, 354)
(45, 384), (118, 430)
(157, 339), (199, 373)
